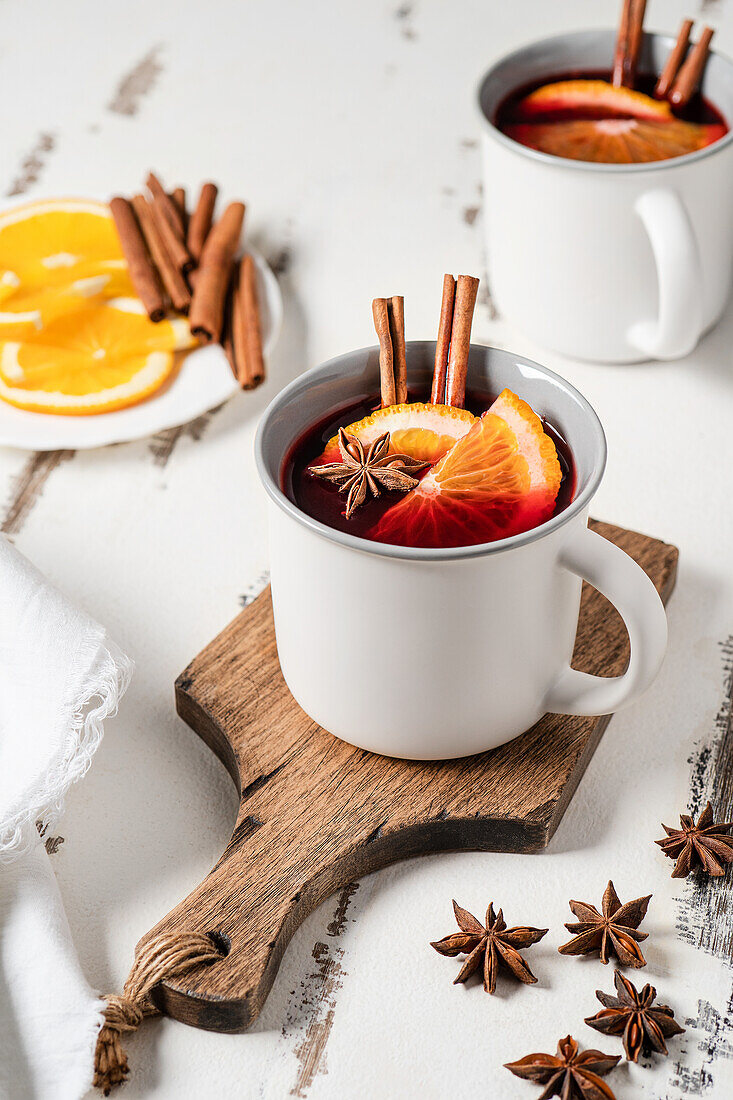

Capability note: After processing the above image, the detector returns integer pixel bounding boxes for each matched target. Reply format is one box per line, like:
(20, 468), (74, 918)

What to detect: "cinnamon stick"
(146, 173), (184, 238)
(131, 194), (191, 315)
(654, 19), (693, 100)
(109, 197), (166, 322)
(187, 183), (219, 263)
(189, 201), (245, 343)
(445, 275), (479, 409)
(233, 254), (265, 389)
(670, 26), (714, 109)
(387, 296), (407, 404)
(171, 187), (187, 233)
(222, 264), (240, 382)
(372, 298), (396, 407)
(146, 174), (193, 275)
(612, 0), (647, 89)
(431, 274), (456, 405)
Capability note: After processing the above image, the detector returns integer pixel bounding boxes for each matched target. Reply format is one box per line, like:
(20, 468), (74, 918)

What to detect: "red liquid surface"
(495, 70), (728, 161)
(282, 389), (576, 549)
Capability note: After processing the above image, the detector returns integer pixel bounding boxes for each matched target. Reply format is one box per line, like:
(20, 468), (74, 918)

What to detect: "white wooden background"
(2, 1), (733, 1097)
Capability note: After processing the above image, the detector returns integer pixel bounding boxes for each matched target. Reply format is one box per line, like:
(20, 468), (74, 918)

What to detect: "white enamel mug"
(478, 30), (733, 362)
(255, 343), (667, 760)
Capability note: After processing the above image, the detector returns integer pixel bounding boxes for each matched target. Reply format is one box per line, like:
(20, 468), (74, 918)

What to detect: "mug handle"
(543, 526), (667, 716)
(627, 188), (704, 360)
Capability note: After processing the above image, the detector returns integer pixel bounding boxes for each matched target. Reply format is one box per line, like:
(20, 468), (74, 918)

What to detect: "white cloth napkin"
(0, 535), (133, 1100)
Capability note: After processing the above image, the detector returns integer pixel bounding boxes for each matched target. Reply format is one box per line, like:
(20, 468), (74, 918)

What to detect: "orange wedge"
(318, 402), (477, 465)
(0, 299), (194, 415)
(371, 389), (562, 548)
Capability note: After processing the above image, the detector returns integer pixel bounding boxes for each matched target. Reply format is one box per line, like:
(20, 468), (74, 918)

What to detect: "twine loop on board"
(93, 931), (223, 1094)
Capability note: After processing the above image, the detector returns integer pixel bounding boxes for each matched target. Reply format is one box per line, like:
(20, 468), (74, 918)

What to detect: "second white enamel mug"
(478, 30), (733, 363)
(255, 343), (667, 760)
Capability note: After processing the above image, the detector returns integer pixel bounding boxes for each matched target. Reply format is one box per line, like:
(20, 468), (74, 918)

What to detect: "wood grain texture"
(143, 520), (678, 1033)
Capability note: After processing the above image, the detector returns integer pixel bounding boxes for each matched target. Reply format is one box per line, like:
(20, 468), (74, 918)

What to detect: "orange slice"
(318, 402), (477, 465)
(371, 389), (562, 548)
(0, 199), (131, 331)
(515, 80), (672, 122)
(505, 117), (724, 163)
(0, 299), (194, 415)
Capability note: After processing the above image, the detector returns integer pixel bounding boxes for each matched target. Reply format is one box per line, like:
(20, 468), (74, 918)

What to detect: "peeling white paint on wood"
(0, 1), (732, 1097)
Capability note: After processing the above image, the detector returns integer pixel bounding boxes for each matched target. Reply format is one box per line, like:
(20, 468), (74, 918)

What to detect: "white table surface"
(2, 1), (733, 1097)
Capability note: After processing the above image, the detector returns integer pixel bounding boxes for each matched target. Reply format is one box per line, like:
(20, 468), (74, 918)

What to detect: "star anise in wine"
(585, 970), (685, 1063)
(505, 1034), (620, 1100)
(430, 899), (548, 994)
(655, 800), (733, 878)
(308, 429), (428, 519)
(558, 880), (651, 968)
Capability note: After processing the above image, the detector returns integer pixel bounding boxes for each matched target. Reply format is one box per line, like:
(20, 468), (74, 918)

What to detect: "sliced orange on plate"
(370, 389), (562, 548)
(318, 402), (477, 465)
(0, 199), (131, 331)
(506, 80), (726, 163)
(0, 299), (195, 415)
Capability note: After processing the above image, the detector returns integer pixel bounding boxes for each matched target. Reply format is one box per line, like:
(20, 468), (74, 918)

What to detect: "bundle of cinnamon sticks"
(612, 0), (714, 109)
(372, 273), (479, 411)
(110, 173), (264, 390)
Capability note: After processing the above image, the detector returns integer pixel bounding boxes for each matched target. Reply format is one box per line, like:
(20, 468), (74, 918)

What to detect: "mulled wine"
(283, 387), (576, 550)
(496, 70), (728, 164)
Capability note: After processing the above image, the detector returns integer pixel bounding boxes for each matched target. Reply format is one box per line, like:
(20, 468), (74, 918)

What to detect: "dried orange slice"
(0, 199), (131, 331)
(319, 402), (476, 465)
(505, 118), (724, 163)
(0, 299), (194, 415)
(371, 389), (561, 548)
(515, 80), (672, 122)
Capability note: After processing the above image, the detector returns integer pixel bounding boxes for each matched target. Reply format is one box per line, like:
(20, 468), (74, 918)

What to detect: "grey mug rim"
(254, 342), (608, 562)
(476, 27), (733, 174)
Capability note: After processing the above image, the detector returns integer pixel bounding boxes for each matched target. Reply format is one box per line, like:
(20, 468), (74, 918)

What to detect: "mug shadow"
(547, 559), (720, 854)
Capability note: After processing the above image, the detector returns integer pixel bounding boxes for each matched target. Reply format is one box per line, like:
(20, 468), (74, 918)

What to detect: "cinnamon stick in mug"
(131, 194), (191, 314)
(189, 202), (245, 343)
(654, 19), (693, 100)
(109, 197), (167, 322)
(445, 275), (479, 409)
(612, 0), (647, 89)
(372, 299), (396, 407)
(431, 273), (456, 404)
(233, 255), (265, 389)
(387, 296), (408, 404)
(670, 26), (715, 109)
(187, 182), (219, 263)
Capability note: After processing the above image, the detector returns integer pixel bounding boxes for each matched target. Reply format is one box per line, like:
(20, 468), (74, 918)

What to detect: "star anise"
(655, 800), (733, 878)
(430, 899), (548, 994)
(558, 880), (651, 968)
(505, 1034), (620, 1100)
(308, 429), (427, 518)
(585, 970), (685, 1063)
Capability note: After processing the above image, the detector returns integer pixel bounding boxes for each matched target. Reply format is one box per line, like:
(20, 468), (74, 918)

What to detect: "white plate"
(0, 200), (282, 450)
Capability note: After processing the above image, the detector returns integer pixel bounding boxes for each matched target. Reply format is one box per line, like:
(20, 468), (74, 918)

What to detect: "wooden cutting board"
(142, 519), (677, 1032)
